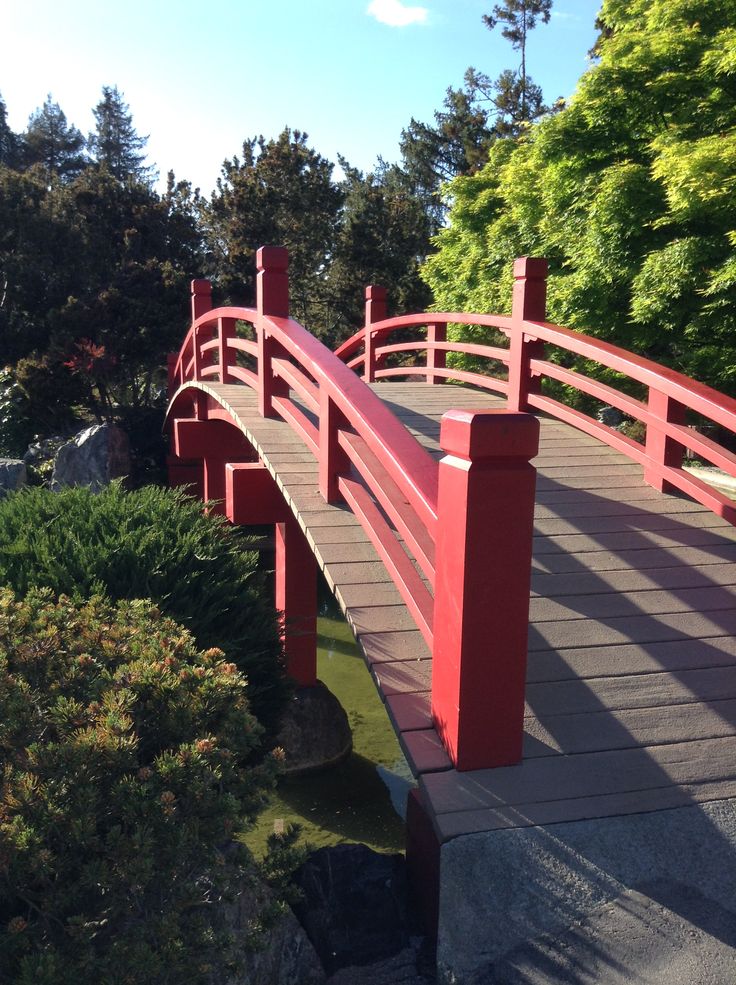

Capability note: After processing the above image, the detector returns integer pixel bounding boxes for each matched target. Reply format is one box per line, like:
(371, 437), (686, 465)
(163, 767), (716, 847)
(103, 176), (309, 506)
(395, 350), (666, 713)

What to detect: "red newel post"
(508, 257), (548, 412)
(426, 323), (446, 384)
(191, 279), (214, 383)
(432, 409), (539, 771)
(644, 388), (686, 493)
(364, 285), (387, 383)
(257, 246), (289, 417)
(276, 514), (318, 687)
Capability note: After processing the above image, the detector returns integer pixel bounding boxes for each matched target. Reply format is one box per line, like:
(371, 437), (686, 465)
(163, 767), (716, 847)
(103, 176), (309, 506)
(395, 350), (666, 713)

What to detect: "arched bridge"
(165, 248), (736, 940)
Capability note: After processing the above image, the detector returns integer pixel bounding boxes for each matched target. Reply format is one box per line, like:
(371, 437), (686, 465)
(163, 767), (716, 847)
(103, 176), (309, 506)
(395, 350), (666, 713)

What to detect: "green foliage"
(423, 0), (736, 393)
(0, 484), (286, 733)
(205, 129), (343, 321)
(88, 85), (155, 185)
(21, 95), (87, 182)
(0, 588), (278, 985)
(0, 367), (34, 458)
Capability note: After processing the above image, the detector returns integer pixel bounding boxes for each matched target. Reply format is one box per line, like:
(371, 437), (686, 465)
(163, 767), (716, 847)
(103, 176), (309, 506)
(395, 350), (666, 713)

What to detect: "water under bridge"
(165, 247), (736, 981)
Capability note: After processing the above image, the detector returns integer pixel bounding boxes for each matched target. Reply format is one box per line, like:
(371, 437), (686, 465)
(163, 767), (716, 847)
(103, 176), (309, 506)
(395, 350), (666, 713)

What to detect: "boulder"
(214, 869), (326, 985)
(277, 680), (352, 775)
(293, 844), (410, 975)
(596, 405), (626, 428)
(51, 424), (130, 492)
(0, 459), (26, 497)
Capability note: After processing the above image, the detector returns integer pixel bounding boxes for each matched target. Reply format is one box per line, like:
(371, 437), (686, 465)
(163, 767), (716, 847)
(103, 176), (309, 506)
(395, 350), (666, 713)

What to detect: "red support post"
(318, 388), (348, 504)
(426, 322), (446, 384)
(166, 352), (178, 399)
(226, 463), (317, 686)
(257, 246), (289, 418)
(191, 278), (212, 322)
(432, 409), (539, 771)
(644, 388), (686, 493)
(507, 257), (548, 412)
(364, 285), (387, 383)
(219, 317), (236, 383)
(276, 514), (318, 686)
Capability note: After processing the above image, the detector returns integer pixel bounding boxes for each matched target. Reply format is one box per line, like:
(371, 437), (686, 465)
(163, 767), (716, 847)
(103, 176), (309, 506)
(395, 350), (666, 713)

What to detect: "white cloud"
(367, 0), (429, 27)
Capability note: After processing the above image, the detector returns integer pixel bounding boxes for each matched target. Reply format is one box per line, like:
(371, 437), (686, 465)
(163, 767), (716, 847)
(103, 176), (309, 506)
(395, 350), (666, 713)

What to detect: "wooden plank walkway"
(200, 381), (736, 844)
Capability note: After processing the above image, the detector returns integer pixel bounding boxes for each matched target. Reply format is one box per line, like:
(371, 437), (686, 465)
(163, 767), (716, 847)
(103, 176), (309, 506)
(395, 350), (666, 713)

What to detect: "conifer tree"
(88, 84), (155, 184)
(21, 95), (87, 181)
(482, 0), (552, 130)
(0, 93), (18, 167)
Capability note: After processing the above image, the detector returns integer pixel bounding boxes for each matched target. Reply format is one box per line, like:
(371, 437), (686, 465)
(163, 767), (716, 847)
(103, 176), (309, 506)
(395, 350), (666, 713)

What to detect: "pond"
(243, 589), (414, 858)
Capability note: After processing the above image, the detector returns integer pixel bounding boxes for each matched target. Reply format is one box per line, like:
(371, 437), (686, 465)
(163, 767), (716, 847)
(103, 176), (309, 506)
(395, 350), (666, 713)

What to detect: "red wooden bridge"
(165, 247), (736, 934)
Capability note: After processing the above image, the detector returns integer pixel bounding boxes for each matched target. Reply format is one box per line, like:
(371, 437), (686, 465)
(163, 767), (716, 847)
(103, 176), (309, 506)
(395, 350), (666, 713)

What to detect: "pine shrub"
(0, 588), (279, 985)
(0, 483), (287, 734)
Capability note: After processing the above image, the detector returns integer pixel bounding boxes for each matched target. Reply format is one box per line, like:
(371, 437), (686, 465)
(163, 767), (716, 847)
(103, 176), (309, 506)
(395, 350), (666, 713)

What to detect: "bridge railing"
(169, 247), (542, 771)
(336, 257), (736, 524)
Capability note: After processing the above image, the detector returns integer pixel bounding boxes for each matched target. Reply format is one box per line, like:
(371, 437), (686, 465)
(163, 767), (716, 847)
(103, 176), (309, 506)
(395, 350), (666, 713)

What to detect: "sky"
(2, 0), (600, 195)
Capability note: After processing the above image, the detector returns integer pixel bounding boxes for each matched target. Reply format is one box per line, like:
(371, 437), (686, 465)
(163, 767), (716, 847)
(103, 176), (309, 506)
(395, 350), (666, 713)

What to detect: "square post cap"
(440, 409), (540, 461)
(513, 257), (548, 280)
(257, 245), (288, 271)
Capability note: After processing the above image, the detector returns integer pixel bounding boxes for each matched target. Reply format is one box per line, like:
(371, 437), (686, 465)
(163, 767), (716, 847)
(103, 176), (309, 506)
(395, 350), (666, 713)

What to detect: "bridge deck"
(205, 381), (736, 844)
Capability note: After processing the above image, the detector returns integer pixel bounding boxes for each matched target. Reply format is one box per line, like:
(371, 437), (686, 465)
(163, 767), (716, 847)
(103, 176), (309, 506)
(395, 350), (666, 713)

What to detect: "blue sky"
(3, 0), (600, 194)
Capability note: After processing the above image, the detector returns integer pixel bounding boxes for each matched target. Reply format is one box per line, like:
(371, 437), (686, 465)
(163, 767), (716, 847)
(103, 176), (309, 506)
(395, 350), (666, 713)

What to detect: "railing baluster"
(432, 409), (539, 771)
(645, 388), (686, 493)
(218, 317), (236, 383)
(508, 257), (547, 412)
(319, 389), (348, 503)
(364, 285), (387, 383)
(426, 322), (446, 384)
(257, 246), (289, 417)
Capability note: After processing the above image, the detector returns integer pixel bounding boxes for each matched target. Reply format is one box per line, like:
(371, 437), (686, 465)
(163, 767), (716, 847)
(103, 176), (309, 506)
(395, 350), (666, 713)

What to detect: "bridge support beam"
(227, 463), (317, 687)
(432, 410), (539, 771)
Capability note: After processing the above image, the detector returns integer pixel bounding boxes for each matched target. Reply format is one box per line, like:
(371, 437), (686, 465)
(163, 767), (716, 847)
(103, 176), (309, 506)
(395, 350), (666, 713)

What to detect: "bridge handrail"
(168, 253), (441, 651)
(336, 258), (736, 523)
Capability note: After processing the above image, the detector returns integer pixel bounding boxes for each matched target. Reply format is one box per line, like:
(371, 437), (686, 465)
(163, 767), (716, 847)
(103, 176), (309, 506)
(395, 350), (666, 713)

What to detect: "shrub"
(0, 483), (287, 734)
(0, 588), (279, 985)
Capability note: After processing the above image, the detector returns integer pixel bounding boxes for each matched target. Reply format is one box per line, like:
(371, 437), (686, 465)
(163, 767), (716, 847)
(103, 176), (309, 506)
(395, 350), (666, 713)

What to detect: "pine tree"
(0, 92), (18, 167)
(21, 95), (87, 181)
(481, 0), (552, 133)
(88, 85), (155, 184)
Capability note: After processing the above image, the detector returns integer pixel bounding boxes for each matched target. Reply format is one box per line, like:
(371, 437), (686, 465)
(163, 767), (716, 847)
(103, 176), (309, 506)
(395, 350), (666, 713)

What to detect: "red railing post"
(218, 317), (236, 383)
(508, 257), (548, 412)
(318, 388), (348, 504)
(276, 513), (318, 686)
(426, 323), (446, 384)
(257, 246), (289, 417)
(190, 279), (213, 419)
(432, 409), (539, 771)
(364, 285), (387, 383)
(644, 388), (686, 493)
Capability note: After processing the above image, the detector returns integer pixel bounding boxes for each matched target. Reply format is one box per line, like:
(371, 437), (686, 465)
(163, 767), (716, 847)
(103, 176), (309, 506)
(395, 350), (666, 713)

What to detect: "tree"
(422, 0), (736, 393)
(88, 84), (155, 184)
(482, 0), (552, 129)
(322, 160), (433, 343)
(21, 95), (87, 181)
(204, 129), (343, 328)
(399, 83), (495, 230)
(0, 92), (18, 167)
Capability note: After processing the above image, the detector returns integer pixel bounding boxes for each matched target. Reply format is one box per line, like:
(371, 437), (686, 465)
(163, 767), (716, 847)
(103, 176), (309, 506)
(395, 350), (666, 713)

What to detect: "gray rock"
(436, 798), (736, 983)
(476, 884), (736, 985)
(596, 405), (625, 428)
(214, 868), (326, 985)
(326, 942), (433, 985)
(293, 844), (410, 975)
(277, 680), (352, 775)
(51, 423), (130, 492)
(0, 458), (26, 496)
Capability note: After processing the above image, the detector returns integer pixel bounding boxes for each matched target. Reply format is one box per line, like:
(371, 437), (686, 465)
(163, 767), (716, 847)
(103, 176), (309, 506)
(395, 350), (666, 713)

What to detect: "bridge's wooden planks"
(195, 381), (736, 843)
